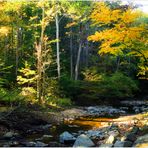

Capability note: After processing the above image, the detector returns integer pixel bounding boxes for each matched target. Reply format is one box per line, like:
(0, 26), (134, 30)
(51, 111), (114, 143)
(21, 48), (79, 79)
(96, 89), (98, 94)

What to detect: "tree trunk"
(16, 28), (22, 78)
(37, 6), (45, 103)
(56, 13), (60, 79)
(70, 30), (73, 79)
(75, 42), (82, 80)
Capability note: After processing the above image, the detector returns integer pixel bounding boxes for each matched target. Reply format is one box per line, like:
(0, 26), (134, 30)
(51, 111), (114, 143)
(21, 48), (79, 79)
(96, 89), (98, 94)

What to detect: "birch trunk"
(70, 30), (73, 79)
(56, 13), (60, 79)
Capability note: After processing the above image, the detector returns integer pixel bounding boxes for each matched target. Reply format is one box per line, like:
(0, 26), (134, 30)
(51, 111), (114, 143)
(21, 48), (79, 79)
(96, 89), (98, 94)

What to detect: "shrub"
(60, 72), (139, 105)
(46, 97), (72, 107)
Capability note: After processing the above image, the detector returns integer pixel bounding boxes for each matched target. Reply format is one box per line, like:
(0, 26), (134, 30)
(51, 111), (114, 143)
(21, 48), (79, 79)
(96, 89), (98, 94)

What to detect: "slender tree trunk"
(75, 42), (82, 80)
(16, 28), (21, 78)
(37, 6), (45, 103)
(85, 40), (89, 67)
(116, 56), (120, 72)
(70, 30), (73, 79)
(56, 12), (60, 79)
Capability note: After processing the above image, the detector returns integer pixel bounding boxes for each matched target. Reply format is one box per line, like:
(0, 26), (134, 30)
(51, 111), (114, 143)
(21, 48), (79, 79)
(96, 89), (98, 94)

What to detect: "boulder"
(3, 131), (18, 139)
(123, 141), (133, 147)
(114, 140), (133, 147)
(59, 131), (76, 144)
(73, 134), (95, 147)
(133, 134), (148, 147)
(126, 133), (136, 142)
(114, 141), (124, 147)
(86, 130), (102, 138)
(40, 124), (52, 130)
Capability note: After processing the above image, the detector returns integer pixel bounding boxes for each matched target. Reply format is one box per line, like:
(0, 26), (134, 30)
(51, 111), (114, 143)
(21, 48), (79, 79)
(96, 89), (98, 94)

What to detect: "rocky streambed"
(0, 100), (148, 147)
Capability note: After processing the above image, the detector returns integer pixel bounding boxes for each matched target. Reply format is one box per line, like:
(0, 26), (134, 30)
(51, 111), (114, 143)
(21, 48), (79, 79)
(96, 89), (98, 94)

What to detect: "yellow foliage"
(0, 26), (10, 36)
(65, 22), (77, 28)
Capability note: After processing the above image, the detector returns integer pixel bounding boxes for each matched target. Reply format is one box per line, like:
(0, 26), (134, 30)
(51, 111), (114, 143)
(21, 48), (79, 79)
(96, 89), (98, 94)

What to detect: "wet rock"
(37, 134), (53, 142)
(68, 125), (79, 128)
(59, 131), (76, 144)
(86, 106), (125, 116)
(48, 141), (64, 147)
(120, 107), (129, 110)
(123, 141), (133, 147)
(73, 134), (95, 147)
(86, 130), (102, 138)
(42, 134), (53, 138)
(133, 134), (148, 147)
(132, 126), (139, 134)
(133, 106), (140, 113)
(120, 100), (147, 106)
(114, 140), (133, 147)
(106, 135), (116, 144)
(99, 143), (113, 147)
(61, 108), (87, 120)
(114, 140), (124, 147)
(24, 141), (36, 147)
(9, 141), (19, 147)
(3, 131), (18, 139)
(78, 130), (84, 135)
(109, 124), (118, 131)
(126, 133), (136, 142)
(108, 130), (119, 137)
(40, 124), (52, 130)
(35, 141), (48, 147)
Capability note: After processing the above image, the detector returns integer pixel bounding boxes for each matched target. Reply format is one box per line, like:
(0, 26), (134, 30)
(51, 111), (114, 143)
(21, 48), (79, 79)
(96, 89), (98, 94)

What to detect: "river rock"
(40, 124), (52, 130)
(59, 131), (76, 144)
(99, 143), (113, 147)
(133, 134), (148, 147)
(131, 126), (139, 134)
(114, 140), (124, 147)
(126, 133), (136, 142)
(86, 106), (125, 116)
(123, 141), (133, 147)
(24, 141), (36, 147)
(35, 141), (48, 147)
(3, 131), (18, 139)
(106, 135), (116, 144)
(42, 134), (53, 138)
(73, 134), (95, 147)
(108, 130), (119, 137)
(114, 140), (133, 147)
(86, 130), (102, 138)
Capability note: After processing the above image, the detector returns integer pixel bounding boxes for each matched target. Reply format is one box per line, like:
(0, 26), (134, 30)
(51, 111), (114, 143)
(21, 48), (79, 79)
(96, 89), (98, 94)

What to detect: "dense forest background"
(0, 0), (147, 107)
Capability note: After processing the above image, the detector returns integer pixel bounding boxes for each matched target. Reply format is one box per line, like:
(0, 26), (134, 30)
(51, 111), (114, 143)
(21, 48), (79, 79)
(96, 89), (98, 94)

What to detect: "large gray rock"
(114, 140), (133, 147)
(73, 134), (95, 147)
(3, 131), (18, 139)
(133, 134), (148, 147)
(86, 130), (102, 138)
(59, 131), (76, 144)
(126, 133), (136, 142)
(123, 141), (133, 147)
(114, 141), (124, 147)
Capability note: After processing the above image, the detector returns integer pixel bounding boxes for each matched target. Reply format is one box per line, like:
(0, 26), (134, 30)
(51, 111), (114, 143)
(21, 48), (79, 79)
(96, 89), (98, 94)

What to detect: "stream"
(0, 100), (148, 147)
